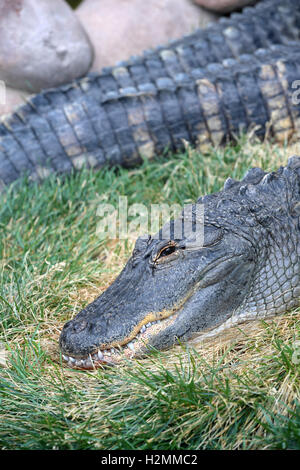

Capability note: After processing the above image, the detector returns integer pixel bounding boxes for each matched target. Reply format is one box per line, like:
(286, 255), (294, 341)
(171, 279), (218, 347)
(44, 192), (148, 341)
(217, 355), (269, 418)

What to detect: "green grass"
(0, 138), (299, 449)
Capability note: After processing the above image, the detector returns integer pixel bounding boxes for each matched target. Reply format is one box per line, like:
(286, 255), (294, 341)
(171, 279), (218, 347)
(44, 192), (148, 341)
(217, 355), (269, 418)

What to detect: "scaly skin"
(1, 0), (300, 188)
(59, 157), (300, 369)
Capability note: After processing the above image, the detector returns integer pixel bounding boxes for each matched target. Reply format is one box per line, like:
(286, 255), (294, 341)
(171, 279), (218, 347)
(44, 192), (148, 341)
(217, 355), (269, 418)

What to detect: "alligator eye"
(157, 244), (176, 260)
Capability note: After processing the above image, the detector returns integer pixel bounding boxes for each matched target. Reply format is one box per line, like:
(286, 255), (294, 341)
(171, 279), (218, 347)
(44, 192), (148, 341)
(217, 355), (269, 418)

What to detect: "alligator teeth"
(98, 350), (104, 360)
(85, 357), (93, 367)
(61, 312), (178, 368)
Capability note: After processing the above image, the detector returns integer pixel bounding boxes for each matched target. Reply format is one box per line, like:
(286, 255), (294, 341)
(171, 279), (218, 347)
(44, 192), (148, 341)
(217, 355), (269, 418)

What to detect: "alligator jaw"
(61, 312), (179, 369)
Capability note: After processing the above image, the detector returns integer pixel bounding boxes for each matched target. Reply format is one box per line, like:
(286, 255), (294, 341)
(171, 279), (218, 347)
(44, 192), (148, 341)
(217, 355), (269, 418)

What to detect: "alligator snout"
(64, 318), (88, 334)
(59, 317), (96, 359)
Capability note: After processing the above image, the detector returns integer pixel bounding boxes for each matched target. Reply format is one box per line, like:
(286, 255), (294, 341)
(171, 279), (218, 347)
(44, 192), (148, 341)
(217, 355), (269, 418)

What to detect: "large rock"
(192, 0), (258, 13)
(76, 0), (218, 72)
(0, 0), (94, 93)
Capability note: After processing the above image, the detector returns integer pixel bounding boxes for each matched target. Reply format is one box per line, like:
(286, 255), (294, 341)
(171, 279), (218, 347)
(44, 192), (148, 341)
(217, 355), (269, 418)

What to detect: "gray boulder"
(0, 0), (94, 93)
(76, 0), (218, 72)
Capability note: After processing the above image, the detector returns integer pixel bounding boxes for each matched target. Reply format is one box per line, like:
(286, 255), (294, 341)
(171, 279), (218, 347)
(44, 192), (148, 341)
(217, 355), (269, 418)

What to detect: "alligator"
(59, 156), (300, 369)
(1, 0), (300, 188)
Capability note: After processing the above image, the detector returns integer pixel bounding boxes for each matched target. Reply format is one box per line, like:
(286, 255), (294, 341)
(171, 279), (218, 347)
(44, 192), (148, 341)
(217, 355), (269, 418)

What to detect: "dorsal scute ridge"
(197, 158), (300, 225)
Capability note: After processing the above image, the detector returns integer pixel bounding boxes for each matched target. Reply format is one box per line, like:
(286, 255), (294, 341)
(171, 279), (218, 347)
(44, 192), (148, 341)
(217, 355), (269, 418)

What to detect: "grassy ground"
(0, 137), (299, 450)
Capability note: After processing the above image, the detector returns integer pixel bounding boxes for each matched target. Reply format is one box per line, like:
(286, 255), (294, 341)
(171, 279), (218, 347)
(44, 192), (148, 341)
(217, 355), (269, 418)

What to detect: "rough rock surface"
(76, 0), (218, 72)
(192, 0), (258, 13)
(0, 0), (93, 93)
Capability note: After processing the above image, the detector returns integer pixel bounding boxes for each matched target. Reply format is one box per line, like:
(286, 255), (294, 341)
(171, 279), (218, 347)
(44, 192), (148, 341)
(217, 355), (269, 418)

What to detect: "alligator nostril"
(68, 319), (87, 334)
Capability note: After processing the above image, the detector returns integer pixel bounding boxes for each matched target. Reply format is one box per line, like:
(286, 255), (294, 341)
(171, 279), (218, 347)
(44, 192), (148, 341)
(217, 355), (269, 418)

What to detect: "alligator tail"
(0, 0), (300, 187)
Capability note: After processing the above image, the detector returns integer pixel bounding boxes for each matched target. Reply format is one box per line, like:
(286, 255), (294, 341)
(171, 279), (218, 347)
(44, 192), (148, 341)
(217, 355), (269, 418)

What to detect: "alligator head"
(59, 157), (300, 369)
